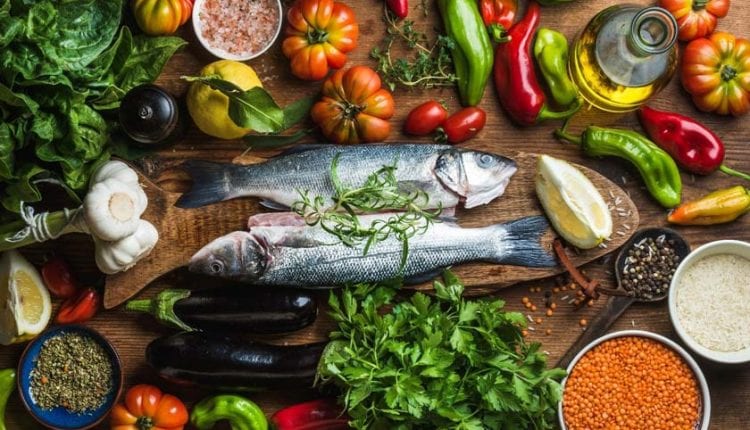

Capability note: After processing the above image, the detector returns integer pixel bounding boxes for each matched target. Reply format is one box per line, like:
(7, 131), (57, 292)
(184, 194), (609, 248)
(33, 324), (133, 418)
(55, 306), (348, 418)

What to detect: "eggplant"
(126, 287), (318, 334)
(146, 331), (327, 390)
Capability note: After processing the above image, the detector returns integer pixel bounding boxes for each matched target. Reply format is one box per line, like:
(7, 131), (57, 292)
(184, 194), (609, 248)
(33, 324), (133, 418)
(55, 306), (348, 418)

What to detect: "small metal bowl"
(669, 239), (750, 364)
(18, 325), (123, 430)
(192, 0), (283, 61)
(558, 330), (710, 430)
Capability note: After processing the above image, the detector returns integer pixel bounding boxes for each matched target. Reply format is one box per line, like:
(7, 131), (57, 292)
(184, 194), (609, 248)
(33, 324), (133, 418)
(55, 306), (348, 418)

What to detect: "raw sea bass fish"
(176, 144), (518, 209)
(189, 212), (556, 287)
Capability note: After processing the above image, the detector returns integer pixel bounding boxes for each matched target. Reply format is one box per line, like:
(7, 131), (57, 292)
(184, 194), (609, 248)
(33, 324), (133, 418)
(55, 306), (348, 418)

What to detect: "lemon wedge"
(0, 250), (51, 345)
(535, 155), (613, 249)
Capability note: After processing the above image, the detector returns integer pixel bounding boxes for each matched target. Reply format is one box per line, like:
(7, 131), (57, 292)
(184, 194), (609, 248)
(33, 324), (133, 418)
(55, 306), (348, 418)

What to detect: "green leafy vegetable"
(318, 271), (566, 429)
(0, 0), (185, 218)
(292, 155), (442, 266)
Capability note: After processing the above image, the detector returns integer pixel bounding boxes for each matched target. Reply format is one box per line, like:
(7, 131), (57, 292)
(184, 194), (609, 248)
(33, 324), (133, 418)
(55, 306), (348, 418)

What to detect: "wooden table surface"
(2, 0), (749, 428)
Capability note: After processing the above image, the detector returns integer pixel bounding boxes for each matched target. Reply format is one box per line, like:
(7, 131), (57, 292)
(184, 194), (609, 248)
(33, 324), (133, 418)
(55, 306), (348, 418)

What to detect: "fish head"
(435, 149), (517, 209)
(189, 231), (267, 281)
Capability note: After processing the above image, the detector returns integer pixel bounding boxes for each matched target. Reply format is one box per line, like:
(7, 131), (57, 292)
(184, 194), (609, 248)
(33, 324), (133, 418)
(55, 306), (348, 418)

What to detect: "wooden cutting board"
(103, 152), (640, 308)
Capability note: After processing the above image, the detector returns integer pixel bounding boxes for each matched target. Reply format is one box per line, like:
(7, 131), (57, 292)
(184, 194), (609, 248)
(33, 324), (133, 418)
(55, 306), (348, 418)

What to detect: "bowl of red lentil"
(559, 330), (709, 430)
(192, 0), (283, 61)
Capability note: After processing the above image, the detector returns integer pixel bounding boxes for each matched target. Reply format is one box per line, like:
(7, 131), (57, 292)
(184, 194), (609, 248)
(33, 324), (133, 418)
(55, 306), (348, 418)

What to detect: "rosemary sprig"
(291, 154), (442, 267)
(370, 7), (457, 91)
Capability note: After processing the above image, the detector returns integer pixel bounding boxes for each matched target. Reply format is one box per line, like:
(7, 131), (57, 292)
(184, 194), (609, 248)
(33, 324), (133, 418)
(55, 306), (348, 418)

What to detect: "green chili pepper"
(191, 394), (268, 430)
(556, 126), (682, 208)
(534, 28), (580, 108)
(0, 369), (16, 430)
(437, 0), (493, 107)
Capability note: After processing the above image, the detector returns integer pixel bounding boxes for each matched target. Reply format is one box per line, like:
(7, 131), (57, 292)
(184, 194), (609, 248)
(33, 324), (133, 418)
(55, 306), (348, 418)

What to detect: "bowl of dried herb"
(17, 325), (123, 430)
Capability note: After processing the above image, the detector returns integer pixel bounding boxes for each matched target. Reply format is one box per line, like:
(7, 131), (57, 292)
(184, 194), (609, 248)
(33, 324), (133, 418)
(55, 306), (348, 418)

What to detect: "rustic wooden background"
(1, 0), (749, 428)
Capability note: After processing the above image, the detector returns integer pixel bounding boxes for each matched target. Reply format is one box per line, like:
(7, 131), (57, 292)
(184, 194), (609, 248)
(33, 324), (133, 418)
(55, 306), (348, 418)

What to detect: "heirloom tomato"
(311, 66), (395, 144)
(282, 0), (359, 81)
(110, 384), (188, 430)
(132, 0), (193, 36)
(658, 0), (730, 42)
(682, 31), (750, 117)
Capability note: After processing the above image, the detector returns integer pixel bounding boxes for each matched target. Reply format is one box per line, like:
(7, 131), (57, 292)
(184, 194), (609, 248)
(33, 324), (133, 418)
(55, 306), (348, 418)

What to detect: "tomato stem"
(307, 28), (329, 44)
(692, 0), (708, 10)
(720, 64), (737, 82)
(339, 101), (364, 119)
(136, 416), (154, 430)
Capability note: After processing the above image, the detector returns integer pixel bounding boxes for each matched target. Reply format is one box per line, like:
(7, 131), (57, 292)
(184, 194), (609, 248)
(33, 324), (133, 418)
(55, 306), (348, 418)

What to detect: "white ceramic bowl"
(192, 0), (283, 61)
(669, 239), (750, 364)
(558, 330), (710, 430)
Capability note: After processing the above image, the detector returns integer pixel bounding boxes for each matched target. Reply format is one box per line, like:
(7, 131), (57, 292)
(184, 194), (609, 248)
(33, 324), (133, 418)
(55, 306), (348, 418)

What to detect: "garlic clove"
(91, 160), (140, 189)
(84, 178), (147, 242)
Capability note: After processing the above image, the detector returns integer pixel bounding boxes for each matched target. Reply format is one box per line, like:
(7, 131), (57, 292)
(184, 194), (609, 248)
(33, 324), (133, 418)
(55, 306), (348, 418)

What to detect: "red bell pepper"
(479, 0), (517, 41)
(56, 287), (100, 324)
(271, 399), (349, 430)
(493, 1), (578, 126)
(385, 0), (408, 18)
(638, 106), (750, 181)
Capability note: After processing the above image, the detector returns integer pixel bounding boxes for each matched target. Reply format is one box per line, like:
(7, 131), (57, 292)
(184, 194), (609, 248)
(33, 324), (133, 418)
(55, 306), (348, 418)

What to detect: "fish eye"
(209, 261), (224, 274)
(478, 153), (495, 167)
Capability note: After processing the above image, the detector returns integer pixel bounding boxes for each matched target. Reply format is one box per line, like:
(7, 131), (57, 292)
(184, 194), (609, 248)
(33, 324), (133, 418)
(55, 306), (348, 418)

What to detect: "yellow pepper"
(668, 185), (750, 225)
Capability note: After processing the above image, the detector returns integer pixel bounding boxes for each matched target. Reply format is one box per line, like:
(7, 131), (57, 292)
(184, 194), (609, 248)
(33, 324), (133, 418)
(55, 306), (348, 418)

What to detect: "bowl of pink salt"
(192, 0), (283, 61)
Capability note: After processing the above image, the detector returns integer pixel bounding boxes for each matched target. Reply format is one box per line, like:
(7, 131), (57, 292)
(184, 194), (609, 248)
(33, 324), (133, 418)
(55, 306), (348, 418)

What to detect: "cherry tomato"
(403, 101), (448, 136)
(56, 288), (100, 324)
(41, 256), (80, 299)
(441, 107), (486, 144)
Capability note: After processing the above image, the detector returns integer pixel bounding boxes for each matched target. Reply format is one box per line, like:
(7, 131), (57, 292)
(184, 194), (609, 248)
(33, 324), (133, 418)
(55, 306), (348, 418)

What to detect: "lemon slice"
(535, 155), (613, 249)
(0, 250), (51, 345)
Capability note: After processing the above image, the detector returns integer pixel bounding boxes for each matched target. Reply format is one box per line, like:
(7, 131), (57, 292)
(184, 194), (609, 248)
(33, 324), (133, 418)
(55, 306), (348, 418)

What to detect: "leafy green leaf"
(282, 95), (315, 129)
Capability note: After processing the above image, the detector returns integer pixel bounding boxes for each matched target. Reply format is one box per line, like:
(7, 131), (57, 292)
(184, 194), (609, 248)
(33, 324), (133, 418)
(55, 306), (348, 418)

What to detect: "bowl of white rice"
(192, 0), (283, 61)
(669, 240), (750, 364)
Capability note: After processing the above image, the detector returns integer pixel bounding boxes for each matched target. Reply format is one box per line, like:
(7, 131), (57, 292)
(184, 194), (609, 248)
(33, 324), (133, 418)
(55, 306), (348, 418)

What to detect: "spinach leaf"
(0, 123), (17, 180)
(0, 164), (49, 212)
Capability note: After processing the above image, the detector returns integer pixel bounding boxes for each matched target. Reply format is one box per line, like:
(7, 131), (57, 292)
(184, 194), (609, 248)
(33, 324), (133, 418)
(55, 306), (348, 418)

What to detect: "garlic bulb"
(91, 160), (140, 188)
(84, 177), (148, 242)
(95, 220), (159, 275)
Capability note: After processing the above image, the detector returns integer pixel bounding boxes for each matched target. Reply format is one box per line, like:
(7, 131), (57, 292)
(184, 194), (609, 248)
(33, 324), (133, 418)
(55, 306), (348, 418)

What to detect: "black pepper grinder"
(118, 84), (188, 147)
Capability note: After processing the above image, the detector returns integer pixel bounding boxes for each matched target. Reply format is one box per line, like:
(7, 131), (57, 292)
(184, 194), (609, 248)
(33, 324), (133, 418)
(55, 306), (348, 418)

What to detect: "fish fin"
(404, 269), (445, 285)
(260, 199), (291, 211)
(175, 161), (244, 208)
(277, 143), (336, 156)
(495, 216), (557, 267)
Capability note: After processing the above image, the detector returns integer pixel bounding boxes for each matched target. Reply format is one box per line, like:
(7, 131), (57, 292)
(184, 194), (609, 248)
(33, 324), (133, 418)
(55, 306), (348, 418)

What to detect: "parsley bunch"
(318, 271), (566, 429)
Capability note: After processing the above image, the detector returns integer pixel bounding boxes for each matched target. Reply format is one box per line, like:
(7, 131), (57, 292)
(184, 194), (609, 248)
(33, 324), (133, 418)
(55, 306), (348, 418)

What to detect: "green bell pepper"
(191, 395), (268, 430)
(533, 27), (580, 109)
(0, 369), (16, 430)
(437, 0), (493, 107)
(556, 126), (683, 208)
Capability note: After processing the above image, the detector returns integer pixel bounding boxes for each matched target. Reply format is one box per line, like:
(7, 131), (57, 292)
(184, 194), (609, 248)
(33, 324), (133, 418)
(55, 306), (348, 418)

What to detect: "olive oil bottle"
(569, 6), (679, 113)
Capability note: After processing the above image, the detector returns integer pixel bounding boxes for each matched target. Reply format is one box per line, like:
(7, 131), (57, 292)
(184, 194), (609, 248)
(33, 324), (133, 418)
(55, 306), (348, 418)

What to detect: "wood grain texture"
(103, 152), (638, 308)
(1, 0), (749, 429)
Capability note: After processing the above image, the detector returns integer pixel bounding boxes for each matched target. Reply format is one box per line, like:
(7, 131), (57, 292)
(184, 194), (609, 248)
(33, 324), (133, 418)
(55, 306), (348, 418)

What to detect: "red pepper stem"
(488, 24), (510, 43)
(719, 164), (750, 182)
(693, 0), (708, 10)
(537, 98), (583, 122)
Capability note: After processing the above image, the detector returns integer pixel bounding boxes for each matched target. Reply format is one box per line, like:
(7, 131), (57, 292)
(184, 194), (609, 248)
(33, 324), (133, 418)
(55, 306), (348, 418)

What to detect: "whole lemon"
(187, 60), (262, 139)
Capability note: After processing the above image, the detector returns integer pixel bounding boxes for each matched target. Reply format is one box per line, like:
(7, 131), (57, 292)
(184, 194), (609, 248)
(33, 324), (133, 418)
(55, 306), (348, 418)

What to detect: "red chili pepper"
(41, 256), (80, 299)
(479, 0), (517, 41)
(638, 105), (750, 181)
(56, 288), (100, 324)
(271, 399), (349, 430)
(493, 1), (578, 126)
(385, 0), (408, 18)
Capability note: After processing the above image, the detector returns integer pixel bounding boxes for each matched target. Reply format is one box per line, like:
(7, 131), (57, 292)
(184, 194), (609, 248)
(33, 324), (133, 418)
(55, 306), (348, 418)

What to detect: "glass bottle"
(569, 5), (679, 113)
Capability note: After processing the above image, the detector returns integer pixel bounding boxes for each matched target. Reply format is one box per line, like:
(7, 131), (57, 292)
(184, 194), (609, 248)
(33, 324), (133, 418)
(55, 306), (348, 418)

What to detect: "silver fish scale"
(238, 144), (460, 208)
(251, 221), (507, 286)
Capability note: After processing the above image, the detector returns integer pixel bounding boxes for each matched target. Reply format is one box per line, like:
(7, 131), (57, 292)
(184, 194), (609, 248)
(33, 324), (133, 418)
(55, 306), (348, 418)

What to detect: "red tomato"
(110, 384), (188, 430)
(441, 107), (486, 144)
(41, 256), (79, 299)
(403, 101), (448, 136)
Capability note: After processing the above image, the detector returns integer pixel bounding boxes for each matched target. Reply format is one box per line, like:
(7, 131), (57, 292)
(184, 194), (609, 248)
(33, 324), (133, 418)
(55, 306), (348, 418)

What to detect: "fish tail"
(494, 216), (556, 267)
(175, 161), (245, 208)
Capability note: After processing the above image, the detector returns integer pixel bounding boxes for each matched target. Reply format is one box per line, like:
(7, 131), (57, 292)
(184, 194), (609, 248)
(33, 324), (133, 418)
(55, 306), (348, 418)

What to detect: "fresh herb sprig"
(318, 271), (567, 429)
(291, 154), (442, 266)
(370, 8), (457, 91)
